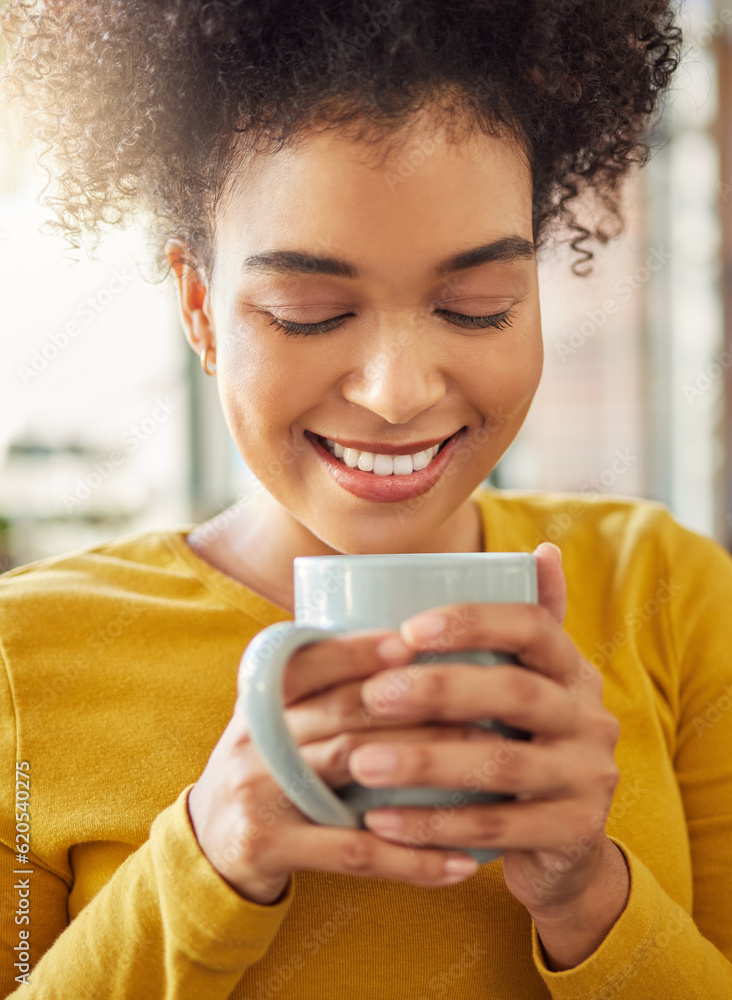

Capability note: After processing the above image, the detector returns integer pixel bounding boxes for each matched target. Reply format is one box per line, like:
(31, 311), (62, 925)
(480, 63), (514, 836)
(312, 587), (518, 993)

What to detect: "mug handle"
(238, 621), (360, 828)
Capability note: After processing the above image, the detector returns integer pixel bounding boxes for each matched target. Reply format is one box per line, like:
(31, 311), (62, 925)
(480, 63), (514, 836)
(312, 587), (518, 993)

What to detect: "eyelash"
(266, 308), (515, 338)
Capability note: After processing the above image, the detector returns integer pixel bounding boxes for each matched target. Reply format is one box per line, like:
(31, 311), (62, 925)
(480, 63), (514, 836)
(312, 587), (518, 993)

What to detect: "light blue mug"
(238, 552), (537, 863)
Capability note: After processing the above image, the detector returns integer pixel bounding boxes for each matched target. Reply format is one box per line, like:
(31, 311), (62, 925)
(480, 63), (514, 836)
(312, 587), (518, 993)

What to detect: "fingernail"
(361, 671), (406, 707)
(376, 635), (412, 663)
(443, 856), (479, 879)
(364, 810), (402, 834)
(400, 613), (447, 645)
(351, 747), (397, 776)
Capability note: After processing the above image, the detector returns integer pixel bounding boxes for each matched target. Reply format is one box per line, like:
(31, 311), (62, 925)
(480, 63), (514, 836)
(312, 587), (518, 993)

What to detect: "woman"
(2, 1), (730, 997)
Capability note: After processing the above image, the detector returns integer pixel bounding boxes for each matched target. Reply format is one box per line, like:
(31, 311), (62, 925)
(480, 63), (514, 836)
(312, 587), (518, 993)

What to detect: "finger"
(301, 724), (495, 788)
(362, 797), (602, 854)
(398, 602), (588, 688)
(283, 628), (413, 705)
(348, 733), (573, 796)
(360, 664), (578, 736)
(285, 680), (424, 744)
(533, 542), (567, 625)
(241, 726), (489, 829)
(276, 821), (480, 888)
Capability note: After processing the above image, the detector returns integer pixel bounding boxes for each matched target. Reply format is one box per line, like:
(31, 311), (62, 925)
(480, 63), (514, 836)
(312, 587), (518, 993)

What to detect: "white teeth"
(393, 454), (413, 476)
(373, 454), (394, 475)
(321, 435), (451, 475)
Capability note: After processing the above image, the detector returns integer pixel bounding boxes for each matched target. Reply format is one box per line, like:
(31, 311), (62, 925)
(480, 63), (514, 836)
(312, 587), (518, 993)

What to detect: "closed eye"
(267, 308), (514, 337)
(435, 308), (514, 331)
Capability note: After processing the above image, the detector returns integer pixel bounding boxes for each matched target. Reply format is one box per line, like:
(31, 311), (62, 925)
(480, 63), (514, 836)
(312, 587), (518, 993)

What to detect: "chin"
(304, 504), (454, 556)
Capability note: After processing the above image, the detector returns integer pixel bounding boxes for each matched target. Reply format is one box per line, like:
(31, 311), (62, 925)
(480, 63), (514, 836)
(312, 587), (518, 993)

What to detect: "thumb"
(532, 542), (567, 625)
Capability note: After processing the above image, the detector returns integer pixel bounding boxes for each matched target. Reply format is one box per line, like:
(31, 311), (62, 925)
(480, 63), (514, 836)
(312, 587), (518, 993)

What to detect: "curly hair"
(1, 0), (682, 279)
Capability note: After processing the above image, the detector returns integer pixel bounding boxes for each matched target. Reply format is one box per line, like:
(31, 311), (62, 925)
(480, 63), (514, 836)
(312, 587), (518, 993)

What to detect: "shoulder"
(474, 485), (732, 601)
(0, 523), (192, 591)
(0, 524), (195, 648)
(474, 485), (684, 551)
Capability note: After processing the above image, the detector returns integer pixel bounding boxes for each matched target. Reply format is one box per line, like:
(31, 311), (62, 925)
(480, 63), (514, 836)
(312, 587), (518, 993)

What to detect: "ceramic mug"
(238, 552), (537, 863)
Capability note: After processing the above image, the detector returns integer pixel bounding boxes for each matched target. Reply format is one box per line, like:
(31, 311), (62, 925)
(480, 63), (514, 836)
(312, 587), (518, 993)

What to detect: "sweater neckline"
(161, 485), (505, 625)
(162, 527), (296, 625)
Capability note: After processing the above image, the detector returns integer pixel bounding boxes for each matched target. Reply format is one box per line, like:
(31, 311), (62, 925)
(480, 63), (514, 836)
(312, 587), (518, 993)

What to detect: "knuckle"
(224, 753), (255, 793)
(589, 665), (605, 696)
(581, 756), (619, 797)
(415, 667), (449, 705)
(604, 714), (622, 746)
(406, 743), (433, 783)
(473, 806), (508, 844)
(587, 709), (621, 746)
(497, 747), (529, 789)
(338, 835), (377, 874)
(228, 750), (279, 803)
(228, 706), (253, 747)
(504, 669), (540, 706)
(234, 767), (272, 807)
(599, 762), (620, 794)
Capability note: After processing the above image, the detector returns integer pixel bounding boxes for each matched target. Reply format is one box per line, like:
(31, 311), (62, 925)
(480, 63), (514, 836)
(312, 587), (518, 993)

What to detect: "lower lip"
(305, 428), (466, 503)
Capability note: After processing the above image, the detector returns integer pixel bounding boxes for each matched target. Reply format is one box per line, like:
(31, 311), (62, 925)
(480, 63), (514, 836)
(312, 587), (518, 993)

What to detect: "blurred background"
(0, 0), (731, 572)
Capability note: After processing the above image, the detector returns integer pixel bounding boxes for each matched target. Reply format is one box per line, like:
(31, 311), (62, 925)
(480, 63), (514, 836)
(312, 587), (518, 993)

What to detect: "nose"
(340, 312), (447, 425)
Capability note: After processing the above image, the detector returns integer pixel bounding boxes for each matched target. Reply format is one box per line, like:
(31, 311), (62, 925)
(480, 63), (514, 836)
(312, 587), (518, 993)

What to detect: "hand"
(187, 628), (484, 906)
(348, 543), (624, 918)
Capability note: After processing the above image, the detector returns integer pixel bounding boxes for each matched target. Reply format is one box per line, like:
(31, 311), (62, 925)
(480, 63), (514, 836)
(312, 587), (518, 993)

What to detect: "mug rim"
(294, 552), (533, 567)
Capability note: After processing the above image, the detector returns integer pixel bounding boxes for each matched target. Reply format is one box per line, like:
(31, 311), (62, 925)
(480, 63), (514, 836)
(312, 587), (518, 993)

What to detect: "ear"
(165, 240), (215, 355)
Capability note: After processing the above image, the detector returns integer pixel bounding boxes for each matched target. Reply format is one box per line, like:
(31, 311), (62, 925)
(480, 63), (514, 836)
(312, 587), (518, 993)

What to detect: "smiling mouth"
(315, 430), (460, 476)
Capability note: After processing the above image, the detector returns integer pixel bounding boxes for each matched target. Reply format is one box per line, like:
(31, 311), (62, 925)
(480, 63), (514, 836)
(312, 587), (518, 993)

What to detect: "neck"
(189, 485), (486, 613)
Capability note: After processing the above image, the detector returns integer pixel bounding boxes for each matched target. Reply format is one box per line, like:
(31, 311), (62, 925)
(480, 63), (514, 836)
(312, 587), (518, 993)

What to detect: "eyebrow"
(242, 234), (535, 279)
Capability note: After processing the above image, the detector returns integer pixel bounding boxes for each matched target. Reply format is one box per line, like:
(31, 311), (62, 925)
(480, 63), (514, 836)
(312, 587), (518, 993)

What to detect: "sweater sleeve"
(530, 510), (732, 998)
(0, 647), (296, 999)
(0, 784), (296, 999)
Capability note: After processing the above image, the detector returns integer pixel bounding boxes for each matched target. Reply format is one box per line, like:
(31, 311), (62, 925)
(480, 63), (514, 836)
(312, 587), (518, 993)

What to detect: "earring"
(200, 345), (217, 376)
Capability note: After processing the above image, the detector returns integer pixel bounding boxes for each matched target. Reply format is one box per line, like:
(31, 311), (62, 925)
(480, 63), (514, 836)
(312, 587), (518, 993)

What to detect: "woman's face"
(176, 111), (543, 555)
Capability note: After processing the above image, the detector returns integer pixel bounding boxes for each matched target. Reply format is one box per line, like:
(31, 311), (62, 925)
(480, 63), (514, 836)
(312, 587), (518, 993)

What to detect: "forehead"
(213, 112), (534, 282)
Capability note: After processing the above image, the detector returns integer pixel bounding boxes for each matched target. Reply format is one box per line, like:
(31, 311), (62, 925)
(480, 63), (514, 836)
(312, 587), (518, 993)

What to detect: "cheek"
(502, 309), (543, 393)
(214, 332), (331, 453)
(470, 326), (543, 440)
(510, 335), (544, 401)
(470, 326), (543, 406)
(213, 334), (281, 446)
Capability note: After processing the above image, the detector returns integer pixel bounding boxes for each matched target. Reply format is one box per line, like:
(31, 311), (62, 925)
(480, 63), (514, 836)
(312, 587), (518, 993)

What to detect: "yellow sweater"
(1, 485), (732, 999)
